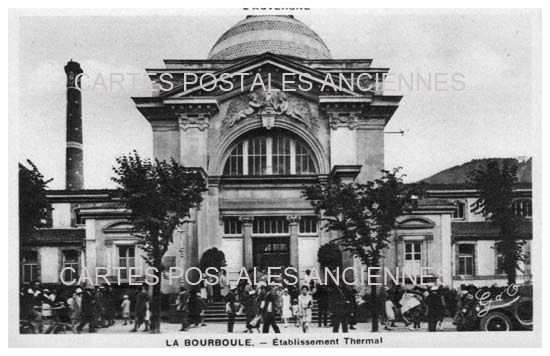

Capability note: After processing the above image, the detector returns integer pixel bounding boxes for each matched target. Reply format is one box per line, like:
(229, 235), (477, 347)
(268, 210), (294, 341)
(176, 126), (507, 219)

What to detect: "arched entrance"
(217, 127), (322, 275)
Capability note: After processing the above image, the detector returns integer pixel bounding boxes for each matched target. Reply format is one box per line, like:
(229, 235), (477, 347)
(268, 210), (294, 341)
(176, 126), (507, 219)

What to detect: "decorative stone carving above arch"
(396, 217), (436, 230)
(223, 89), (315, 130)
(102, 221), (134, 234)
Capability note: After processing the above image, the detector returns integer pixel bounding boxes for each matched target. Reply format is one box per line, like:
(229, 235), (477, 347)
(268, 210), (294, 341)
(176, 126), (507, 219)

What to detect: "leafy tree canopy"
(317, 242), (342, 270)
(112, 151), (207, 271)
(19, 160), (52, 235)
(112, 151), (207, 333)
(468, 159), (525, 284)
(304, 168), (418, 267)
(199, 247), (227, 272)
(303, 168), (420, 332)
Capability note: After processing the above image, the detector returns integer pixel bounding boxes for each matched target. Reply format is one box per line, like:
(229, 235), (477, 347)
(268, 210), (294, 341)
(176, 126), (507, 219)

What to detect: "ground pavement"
(93, 318), (457, 334)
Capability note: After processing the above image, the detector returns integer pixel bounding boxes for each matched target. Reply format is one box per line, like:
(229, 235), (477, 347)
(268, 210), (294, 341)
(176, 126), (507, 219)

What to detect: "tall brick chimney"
(64, 60), (84, 190)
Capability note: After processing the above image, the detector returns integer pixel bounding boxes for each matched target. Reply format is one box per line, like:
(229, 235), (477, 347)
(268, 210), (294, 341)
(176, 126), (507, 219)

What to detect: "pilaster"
(240, 216), (254, 270)
(287, 215), (301, 270)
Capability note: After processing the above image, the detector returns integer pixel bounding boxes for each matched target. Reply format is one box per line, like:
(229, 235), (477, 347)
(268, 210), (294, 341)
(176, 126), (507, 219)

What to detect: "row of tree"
(20, 153), (528, 333)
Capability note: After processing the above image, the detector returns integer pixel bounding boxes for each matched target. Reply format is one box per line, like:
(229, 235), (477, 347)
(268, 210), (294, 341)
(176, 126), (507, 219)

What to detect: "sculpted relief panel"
(223, 89), (315, 130)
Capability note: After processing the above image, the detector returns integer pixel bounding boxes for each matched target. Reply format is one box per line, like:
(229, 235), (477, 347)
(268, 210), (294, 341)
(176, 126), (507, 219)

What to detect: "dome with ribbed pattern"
(208, 15), (332, 60)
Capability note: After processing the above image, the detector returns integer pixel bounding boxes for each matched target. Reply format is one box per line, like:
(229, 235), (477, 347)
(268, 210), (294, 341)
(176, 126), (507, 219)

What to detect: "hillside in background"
(420, 157), (532, 185)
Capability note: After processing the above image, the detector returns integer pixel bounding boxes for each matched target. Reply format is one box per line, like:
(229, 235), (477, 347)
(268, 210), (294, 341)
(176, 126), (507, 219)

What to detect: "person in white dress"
(219, 270), (229, 298)
(297, 286), (313, 333)
(281, 288), (292, 327)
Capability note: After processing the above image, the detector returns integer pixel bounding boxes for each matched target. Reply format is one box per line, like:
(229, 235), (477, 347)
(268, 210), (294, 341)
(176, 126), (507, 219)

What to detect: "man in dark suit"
(224, 283), (238, 332)
(131, 284), (150, 332)
(261, 286), (281, 333)
(314, 284), (330, 327)
(77, 287), (97, 333)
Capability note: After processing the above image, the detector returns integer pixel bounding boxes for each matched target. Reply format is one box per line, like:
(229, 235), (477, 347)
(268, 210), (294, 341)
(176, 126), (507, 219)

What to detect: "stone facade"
(20, 16), (532, 294)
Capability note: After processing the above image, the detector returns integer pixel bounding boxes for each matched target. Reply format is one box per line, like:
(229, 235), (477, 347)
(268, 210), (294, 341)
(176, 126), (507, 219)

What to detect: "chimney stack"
(64, 60), (84, 190)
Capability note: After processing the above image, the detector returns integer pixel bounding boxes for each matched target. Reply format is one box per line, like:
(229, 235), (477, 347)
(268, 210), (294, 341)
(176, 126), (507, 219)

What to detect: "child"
(291, 299), (300, 327)
(121, 295), (131, 325)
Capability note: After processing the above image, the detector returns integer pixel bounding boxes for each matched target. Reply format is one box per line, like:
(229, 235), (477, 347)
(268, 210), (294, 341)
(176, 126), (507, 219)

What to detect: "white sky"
(15, 9), (539, 188)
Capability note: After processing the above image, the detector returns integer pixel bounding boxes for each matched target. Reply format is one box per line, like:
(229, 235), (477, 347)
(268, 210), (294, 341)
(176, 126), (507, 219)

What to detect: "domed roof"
(208, 15), (332, 60)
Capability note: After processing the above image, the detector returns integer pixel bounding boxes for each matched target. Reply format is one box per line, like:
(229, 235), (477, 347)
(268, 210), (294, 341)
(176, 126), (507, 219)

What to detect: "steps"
(202, 301), (320, 323)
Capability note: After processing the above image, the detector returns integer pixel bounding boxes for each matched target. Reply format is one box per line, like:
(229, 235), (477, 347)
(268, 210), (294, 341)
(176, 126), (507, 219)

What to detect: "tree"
(317, 242), (343, 270)
(19, 160), (52, 236)
(199, 247), (227, 272)
(468, 159), (525, 285)
(112, 151), (207, 333)
(303, 168), (417, 332)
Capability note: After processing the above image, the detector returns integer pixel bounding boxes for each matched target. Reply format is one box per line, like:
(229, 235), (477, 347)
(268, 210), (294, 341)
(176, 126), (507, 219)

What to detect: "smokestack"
(64, 60), (84, 190)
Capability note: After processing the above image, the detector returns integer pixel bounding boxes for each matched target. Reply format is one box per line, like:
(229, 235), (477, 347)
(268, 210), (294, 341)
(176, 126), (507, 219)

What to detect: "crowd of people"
(176, 279), (359, 333)
(20, 282), (124, 333)
(380, 284), (452, 332)
(19, 281), (151, 333)
(21, 269), (484, 334)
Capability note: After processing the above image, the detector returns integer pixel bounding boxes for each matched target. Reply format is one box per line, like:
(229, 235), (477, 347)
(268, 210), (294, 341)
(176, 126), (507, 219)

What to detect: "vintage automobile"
(454, 284), (533, 331)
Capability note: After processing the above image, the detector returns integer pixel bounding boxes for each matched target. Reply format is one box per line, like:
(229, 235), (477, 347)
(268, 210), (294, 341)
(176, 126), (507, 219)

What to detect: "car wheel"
(514, 299), (533, 327)
(479, 312), (512, 331)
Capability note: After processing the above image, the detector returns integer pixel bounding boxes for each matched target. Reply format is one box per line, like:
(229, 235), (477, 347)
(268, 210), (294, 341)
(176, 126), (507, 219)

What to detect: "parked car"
(454, 284), (532, 331)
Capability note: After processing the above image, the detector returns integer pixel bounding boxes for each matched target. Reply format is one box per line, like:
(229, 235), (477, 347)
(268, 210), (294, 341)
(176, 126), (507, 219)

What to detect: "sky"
(15, 9), (539, 189)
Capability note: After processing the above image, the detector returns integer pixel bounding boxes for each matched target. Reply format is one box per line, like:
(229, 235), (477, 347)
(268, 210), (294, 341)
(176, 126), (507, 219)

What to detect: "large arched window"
(223, 129), (317, 176)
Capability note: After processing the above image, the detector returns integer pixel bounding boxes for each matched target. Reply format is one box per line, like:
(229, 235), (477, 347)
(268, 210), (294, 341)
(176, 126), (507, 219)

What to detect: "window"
(248, 136), (268, 175)
(223, 130), (317, 176)
(22, 250), (39, 283)
(404, 242), (422, 276)
(252, 237), (290, 267)
(295, 140), (316, 174)
(118, 246), (135, 280)
(272, 136), (291, 175)
(453, 201), (466, 219)
(512, 199), (532, 218)
(223, 217), (242, 235)
(223, 142), (244, 175)
(457, 244), (475, 276)
(299, 216), (318, 234)
(62, 250), (79, 282)
(253, 217), (289, 235)
(262, 242), (289, 253)
(496, 253), (506, 275)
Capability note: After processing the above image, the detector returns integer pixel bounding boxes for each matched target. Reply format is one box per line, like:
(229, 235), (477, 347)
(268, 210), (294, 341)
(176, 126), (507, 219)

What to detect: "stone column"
(206, 179), (220, 249)
(186, 209), (199, 276)
(240, 217), (254, 270)
(287, 216), (301, 271)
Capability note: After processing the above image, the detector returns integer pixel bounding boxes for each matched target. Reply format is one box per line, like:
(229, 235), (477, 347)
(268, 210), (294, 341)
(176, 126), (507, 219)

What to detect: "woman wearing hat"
(68, 288), (83, 329)
(121, 295), (131, 326)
